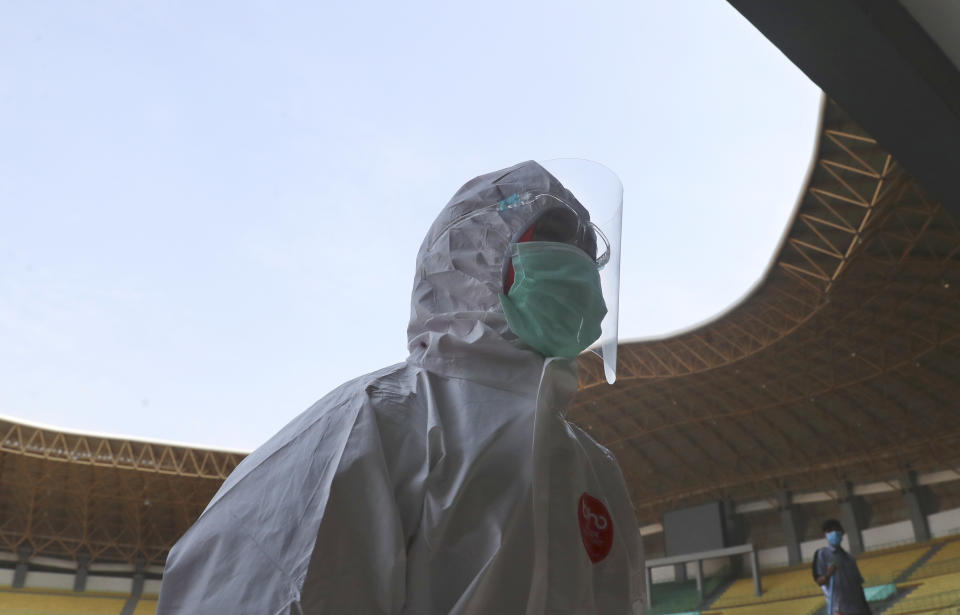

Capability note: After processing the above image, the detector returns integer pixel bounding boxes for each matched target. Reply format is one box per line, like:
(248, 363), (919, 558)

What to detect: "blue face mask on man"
(826, 530), (843, 546)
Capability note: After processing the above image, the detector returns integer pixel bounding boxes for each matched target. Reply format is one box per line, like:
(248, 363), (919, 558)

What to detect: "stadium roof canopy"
(0, 418), (243, 566)
(572, 98), (960, 524)
(2, 98), (959, 566)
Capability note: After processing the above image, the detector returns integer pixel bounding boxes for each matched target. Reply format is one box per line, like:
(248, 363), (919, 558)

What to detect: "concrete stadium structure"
(3, 3), (960, 610)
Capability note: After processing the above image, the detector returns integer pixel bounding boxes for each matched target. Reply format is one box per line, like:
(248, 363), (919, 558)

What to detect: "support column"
(13, 543), (33, 588)
(131, 556), (145, 597)
(837, 481), (864, 555)
(120, 555), (147, 615)
(695, 559), (703, 598)
(724, 500), (745, 576)
(723, 499), (744, 544)
(750, 547), (762, 596)
(778, 491), (802, 566)
(645, 567), (653, 610)
(901, 470), (931, 543)
(674, 562), (687, 582)
(73, 549), (91, 592)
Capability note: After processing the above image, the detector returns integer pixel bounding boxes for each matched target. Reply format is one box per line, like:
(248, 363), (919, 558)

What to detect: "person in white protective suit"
(157, 160), (645, 614)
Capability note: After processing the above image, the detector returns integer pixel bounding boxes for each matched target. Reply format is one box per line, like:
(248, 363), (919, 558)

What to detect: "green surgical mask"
(499, 241), (607, 358)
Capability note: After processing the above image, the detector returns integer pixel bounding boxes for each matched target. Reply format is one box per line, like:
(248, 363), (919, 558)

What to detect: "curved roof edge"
(0, 413), (248, 480)
(0, 412), (250, 456)
(0, 412), (249, 456)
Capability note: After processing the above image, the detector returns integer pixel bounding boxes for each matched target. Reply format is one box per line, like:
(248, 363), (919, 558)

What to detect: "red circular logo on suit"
(578, 492), (614, 563)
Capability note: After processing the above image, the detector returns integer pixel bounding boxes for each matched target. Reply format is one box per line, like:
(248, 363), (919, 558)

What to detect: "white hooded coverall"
(157, 161), (645, 614)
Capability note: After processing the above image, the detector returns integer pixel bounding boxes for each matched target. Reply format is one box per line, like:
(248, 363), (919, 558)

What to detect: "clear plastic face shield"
(538, 159), (622, 384)
(437, 160), (623, 382)
(493, 160), (622, 383)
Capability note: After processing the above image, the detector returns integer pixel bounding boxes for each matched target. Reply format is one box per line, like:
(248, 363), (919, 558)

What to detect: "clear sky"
(0, 1), (821, 451)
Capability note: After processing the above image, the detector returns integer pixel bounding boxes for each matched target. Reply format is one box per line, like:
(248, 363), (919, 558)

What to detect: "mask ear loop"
(503, 226), (536, 292)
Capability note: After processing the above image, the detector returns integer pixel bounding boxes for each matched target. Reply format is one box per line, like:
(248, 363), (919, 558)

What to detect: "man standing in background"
(813, 519), (872, 615)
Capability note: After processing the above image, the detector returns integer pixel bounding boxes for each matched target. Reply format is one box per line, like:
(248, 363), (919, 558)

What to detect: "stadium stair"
(703, 542), (953, 615)
(647, 574), (731, 615)
(858, 545), (929, 587)
(881, 571), (960, 615)
(120, 583), (144, 615)
(907, 537), (960, 580)
(869, 584), (920, 615)
(133, 594), (158, 614)
(700, 574), (739, 611)
(707, 565), (822, 609)
(0, 586), (130, 614)
(806, 584), (916, 615)
(702, 594), (826, 615)
(893, 542), (947, 583)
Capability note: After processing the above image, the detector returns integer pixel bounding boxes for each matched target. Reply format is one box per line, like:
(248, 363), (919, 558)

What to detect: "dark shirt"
(812, 546), (870, 615)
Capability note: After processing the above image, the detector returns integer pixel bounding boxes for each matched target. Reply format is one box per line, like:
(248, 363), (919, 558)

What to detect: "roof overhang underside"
(725, 0), (960, 223)
(0, 423), (242, 565)
(571, 99), (960, 524)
